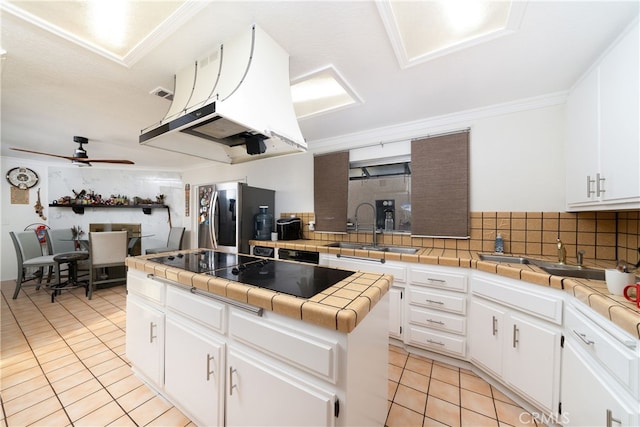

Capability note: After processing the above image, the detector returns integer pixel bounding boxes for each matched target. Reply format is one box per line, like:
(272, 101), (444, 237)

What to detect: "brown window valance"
(314, 151), (349, 233)
(411, 130), (469, 238)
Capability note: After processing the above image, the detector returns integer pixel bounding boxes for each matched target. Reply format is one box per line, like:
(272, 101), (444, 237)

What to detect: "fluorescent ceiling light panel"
(291, 67), (360, 119)
(377, 0), (526, 68)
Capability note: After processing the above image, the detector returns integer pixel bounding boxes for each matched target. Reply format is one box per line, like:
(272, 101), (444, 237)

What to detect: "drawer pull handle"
(606, 409), (621, 427)
(573, 329), (595, 346)
(206, 354), (215, 381)
(427, 339), (445, 346)
(427, 278), (445, 283)
(425, 299), (444, 305)
(427, 319), (445, 325)
(587, 175), (595, 197)
(492, 316), (498, 336)
(229, 367), (238, 395)
(149, 322), (157, 343)
(512, 324), (519, 348)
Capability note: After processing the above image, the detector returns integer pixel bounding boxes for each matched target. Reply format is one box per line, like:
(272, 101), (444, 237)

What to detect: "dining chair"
(146, 226), (185, 254)
(9, 230), (57, 299)
(88, 231), (128, 299)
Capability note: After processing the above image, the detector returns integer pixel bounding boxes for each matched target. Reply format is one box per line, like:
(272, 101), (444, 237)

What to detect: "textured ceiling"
(1, 1), (638, 169)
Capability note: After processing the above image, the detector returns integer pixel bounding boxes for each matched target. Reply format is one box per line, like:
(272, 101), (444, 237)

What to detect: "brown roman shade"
(411, 130), (469, 237)
(314, 151), (349, 233)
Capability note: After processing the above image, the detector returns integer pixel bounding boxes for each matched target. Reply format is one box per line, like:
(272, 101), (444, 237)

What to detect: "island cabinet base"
(125, 269), (389, 427)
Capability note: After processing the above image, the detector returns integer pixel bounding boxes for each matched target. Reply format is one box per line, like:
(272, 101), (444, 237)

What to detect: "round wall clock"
(6, 167), (39, 189)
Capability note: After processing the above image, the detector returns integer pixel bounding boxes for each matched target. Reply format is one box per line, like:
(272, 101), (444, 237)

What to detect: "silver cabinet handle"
(149, 322), (157, 343)
(425, 299), (444, 305)
(606, 409), (621, 427)
(426, 319), (445, 325)
(573, 329), (595, 346)
(427, 278), (445, 283)
(596, 173), (606, 197)
(492, 316), (498, 336)
(427, 339), (445, 346)
(206, 353), (215, 381)
(512, 324), (519, 348)
(229, 367), (237, 395)
(587, 175), (595, 197)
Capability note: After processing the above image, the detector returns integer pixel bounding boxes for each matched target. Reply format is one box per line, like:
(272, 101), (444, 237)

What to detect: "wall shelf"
(49, 204), (168, 215)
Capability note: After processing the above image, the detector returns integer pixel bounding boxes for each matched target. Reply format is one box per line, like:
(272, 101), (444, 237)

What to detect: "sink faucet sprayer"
(355, 202), (377, 247)
(557, 238), (566, 264)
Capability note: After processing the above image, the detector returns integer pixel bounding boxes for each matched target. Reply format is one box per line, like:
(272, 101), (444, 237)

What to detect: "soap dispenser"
(495, 233), (504, 254)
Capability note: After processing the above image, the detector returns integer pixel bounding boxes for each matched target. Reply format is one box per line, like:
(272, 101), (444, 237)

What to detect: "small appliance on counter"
(376, 199), (395, 231)
(276, 217), (302, 240)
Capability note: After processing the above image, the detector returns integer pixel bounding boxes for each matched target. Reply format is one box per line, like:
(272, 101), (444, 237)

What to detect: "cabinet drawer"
(408, 288), (466, 315)
(128, 271), (165, 305)
(229, 310), (338, 383)
(166, 286), (226, 334)
(406, 325), (466, 357)
(565, 305), (638, 394)
(408, 306), (466, 335)
(472, 274), (562, 324)
(411, 267), (467, 292)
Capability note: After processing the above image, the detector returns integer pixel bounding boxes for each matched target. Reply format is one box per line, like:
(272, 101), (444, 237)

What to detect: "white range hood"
(139, 24), (306, 164)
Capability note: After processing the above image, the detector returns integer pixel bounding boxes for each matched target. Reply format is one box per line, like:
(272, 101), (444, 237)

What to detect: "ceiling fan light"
(72, 160), (92, 167)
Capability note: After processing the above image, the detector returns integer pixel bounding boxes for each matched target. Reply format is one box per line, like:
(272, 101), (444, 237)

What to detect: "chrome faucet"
(355, 202), (377, 247)
(557, 238), (566, 264)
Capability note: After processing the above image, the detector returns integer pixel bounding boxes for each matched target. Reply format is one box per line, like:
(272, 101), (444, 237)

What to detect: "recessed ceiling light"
(291, 67), (361, 119)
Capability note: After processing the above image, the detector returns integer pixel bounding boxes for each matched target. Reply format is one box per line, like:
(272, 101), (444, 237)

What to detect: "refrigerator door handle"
(210, 190), (219, 249)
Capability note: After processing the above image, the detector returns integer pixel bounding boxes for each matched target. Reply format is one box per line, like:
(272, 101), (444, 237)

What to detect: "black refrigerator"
(197, 182), (275, 254)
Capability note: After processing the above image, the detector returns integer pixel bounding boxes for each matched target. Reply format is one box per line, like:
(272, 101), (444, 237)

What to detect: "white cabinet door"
(468, 298), (505, 377)
(164, 317), (225, 427)
(125, 296), (164, 387)
(226, 348), (336, 427)
(389, 286), (403, 339)
(505, 312), (561, 414)
(561, 340), (637, 427)
(566, 69), (600, 206)
(599, 22), (640, 204)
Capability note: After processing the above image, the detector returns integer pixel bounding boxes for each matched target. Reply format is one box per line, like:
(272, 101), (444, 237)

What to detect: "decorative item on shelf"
(155, 194), (165, 204)
(34, 188), (46, 220)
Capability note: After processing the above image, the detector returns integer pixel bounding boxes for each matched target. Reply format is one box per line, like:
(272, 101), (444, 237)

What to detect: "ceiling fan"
(11, 136), (135, 166)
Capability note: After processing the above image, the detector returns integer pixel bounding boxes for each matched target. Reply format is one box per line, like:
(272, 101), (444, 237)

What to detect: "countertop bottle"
(254, 206), (273, 240)
(495, 233), (504, 254)
(384, 211), (394, 232)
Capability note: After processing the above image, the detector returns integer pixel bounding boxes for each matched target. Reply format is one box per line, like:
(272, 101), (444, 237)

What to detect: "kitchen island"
(124, 250), (391, 427)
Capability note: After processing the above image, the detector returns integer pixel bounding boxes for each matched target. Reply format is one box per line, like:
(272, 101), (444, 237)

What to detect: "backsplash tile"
(283, 210), (640, 264)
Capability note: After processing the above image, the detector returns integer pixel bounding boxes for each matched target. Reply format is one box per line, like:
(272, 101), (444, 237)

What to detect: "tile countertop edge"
(250, 240), (640, 340)
(125, 253), (392, 334)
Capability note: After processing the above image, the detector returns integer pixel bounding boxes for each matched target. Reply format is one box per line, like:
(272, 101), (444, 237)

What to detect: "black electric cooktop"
(148, 250), (354, 299)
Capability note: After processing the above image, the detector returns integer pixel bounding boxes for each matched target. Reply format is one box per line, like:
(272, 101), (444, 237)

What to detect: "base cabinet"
(469, 273), (563, 415)
(164, 317), (225, 427)
(125, 294), (165, 388)
(560, 340), (636, 426)
(126, 269), (389, 427)
(226, 348), (336, 426)
(389, 287), (403, 339)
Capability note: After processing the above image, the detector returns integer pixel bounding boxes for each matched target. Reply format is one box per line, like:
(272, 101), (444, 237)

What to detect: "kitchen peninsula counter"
(125, 250), (391, 333)
(252, 239), (640, 339)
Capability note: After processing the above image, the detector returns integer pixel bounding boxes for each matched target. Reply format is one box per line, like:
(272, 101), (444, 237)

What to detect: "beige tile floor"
(1, 279), (534, 427)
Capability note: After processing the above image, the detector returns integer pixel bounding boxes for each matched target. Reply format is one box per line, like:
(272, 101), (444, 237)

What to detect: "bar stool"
(51, 252), (89, 302)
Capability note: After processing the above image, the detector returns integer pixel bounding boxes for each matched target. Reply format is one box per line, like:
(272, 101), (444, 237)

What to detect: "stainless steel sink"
(386, 247), (420, 254)
(325, 242), (365, 249)
(537, 264), (606, 280)
(479, 254), (531, 264)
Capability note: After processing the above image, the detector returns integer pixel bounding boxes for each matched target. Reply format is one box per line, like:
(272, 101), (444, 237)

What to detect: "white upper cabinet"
(566, 21), (640, 210)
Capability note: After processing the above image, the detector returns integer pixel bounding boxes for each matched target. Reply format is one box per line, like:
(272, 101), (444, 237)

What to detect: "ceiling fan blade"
(11, 147), (135, 164)
(85, 159), (135, 164)
(10, 147), (75, 161)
